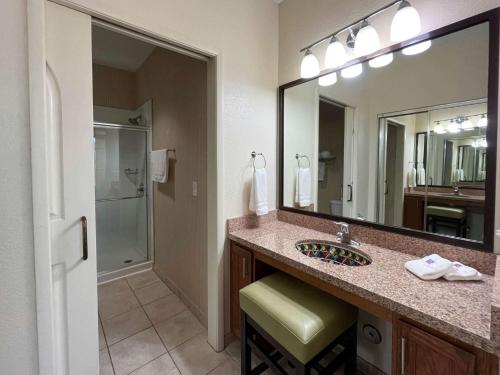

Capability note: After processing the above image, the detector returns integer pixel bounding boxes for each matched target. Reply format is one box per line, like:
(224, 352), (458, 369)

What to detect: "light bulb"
(447, 120), (460, 134)
(369, 53), (394, 68)
(391, 1), (421, 42)
(434, 123), (446, 134)
(402, 40), (431, 55)
(354, 21), (380, 57)
(461, 118), (474, 130)
(325, 37), (347, 69)
(478, 114), (487, 128)
(300, 49), (320, 79)
(341, 63), (363, 79)
(480, 139), (487, 148)
(318, 72), (338, 87)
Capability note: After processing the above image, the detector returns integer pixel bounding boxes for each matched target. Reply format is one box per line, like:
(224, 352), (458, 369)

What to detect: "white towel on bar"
(318, 162), (326, 182)
(443, 261), (483, 281)
(407, 167), (417, 188)
(417, 166), (426, 185)
(404, 254), (453, 280)
(249, 168), (268, 216)
(151, 149), (168, 183)
(294, 167), (312, 208)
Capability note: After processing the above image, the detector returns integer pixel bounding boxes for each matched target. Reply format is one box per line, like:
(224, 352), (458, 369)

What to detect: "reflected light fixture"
(478, 114), (488, 128)
(402, 40), (432, 55)
(341, 63), (363, 78)
(434, 122), (446, 134)
(368, 53), (394, 68)
(390, 0), (421, 42)
(461, 117), (474, 130)
(318, 72), (338, 86)
(447, 119), (461, 134)
(480, 139), (488, 148)
(300, 49), (320, 78)
(325, 37), (347, 69)
(354, 20), (380, 56)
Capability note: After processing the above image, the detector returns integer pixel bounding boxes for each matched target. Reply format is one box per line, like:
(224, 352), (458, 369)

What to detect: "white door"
(342, 107), (356, 218)
(45, 2), (98, 374)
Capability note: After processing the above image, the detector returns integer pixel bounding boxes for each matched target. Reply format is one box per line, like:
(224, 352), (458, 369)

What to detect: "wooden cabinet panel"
(230, 243), (253, 337)
(395, 320), (475, 375)
(403, 195), (424, 230)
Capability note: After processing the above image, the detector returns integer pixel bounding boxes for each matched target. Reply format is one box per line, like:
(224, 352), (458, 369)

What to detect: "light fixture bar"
(432, 113), (487, 123)
(299, 0), (403, 53)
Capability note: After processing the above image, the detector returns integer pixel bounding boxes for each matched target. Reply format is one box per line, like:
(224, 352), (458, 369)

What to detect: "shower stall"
(93, 119), (152, 277)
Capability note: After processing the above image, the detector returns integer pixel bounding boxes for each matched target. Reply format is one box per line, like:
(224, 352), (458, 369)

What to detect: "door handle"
(347, 184), (353, 202)
(81, 216), (88, 260)
(401, 336), (406, 374)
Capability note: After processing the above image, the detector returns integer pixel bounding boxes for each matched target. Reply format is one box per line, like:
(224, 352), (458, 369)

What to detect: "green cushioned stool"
(426, 205), (467, 237)
(239, 272), (358, 375)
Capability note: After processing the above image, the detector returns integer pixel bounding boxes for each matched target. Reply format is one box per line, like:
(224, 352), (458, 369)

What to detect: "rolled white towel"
(405, 254), (453, 280)
(443, 261), (483, 281)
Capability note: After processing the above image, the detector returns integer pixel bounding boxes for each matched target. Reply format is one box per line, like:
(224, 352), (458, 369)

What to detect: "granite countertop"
(228, 220), (497, 353)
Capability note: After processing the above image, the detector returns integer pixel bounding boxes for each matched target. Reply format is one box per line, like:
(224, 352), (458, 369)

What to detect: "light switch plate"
(192, 181), (198, 197)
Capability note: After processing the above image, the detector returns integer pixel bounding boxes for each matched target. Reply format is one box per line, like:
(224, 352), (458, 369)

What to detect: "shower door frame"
(93, 121), (154, 282)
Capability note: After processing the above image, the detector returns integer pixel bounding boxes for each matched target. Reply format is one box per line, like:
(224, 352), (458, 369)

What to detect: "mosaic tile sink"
(295, 240), (372, 266)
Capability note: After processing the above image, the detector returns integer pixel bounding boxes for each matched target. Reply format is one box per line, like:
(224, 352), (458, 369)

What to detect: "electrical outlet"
(192, 181), (198, 197)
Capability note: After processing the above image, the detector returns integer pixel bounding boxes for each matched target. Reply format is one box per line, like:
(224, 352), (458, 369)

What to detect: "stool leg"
(241, 310), (251, 375)
(344, 324), (358, 375)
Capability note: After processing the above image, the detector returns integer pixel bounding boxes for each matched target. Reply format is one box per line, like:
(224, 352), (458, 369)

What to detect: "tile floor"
(98, 270), (238, 375)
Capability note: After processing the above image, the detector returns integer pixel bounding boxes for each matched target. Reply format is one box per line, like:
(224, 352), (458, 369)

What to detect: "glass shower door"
(94, 125), (149, 273)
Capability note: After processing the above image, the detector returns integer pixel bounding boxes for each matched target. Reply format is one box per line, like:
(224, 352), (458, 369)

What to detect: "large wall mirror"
(279, 10), (499, 251)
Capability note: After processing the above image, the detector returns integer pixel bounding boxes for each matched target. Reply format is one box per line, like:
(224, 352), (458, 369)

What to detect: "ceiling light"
(402, 40), (432, 55)
(478, 114), (487, 128)
(461, 117), (474, 130)
(300, 49), (320, 78)
(434, 122), (446, 134)
(447, 120), (460, 134)
(368, 53), (394, 68)
(325, 37), (347, 69)
(354, 20), (380, 56)
(391, 0), (421, 42)
(341, 63), (363, 79)
(318, 72), (338, 86)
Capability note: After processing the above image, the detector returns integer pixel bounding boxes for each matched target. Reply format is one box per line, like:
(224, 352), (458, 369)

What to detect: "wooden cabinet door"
(230, 243), (253, 337)
(403, 196), (424, 230)
(396, 320), (475, 375)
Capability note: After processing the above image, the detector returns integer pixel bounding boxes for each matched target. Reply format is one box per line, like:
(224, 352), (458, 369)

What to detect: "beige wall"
(92, 64), (136, 109)
(135, 48), (209, 325)
(0, 0), (39, 374)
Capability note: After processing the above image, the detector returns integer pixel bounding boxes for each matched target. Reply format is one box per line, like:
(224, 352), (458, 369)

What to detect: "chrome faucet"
(334, 222), (360, 246)
(452, 181), (461, 196)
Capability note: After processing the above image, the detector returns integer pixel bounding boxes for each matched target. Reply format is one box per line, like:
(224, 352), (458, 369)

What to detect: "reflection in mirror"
(281, 21), (491, 245)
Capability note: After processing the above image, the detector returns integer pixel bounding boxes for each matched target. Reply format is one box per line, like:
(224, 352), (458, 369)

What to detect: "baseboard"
(357, 356), (387, 375)
(153, 267), (207, 328)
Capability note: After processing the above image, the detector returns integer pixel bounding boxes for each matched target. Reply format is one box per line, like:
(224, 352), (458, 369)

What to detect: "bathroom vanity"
(228, 214), (500, 375)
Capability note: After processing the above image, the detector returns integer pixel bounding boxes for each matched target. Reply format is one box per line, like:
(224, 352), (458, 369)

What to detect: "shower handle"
(81, 216), (88, 260)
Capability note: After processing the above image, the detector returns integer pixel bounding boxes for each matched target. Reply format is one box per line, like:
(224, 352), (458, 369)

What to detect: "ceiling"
(92, 26), (156, 72)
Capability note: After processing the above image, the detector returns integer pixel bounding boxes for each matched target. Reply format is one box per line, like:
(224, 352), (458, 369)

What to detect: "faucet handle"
(334, 221), (350, 234)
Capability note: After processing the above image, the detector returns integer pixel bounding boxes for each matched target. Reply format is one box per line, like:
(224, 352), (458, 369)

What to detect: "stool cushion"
(427, 205), (465, 219)
(239, 272), (357, 363)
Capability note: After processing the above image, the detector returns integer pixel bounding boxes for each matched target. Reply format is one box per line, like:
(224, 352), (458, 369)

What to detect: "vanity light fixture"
(300, 49), (320, 78)
(480, 139), (488, 148)
(402, 40), (432, 55)
(434, 122), (446, 134)
(369, 52), (394, 68)
(341, 63), (363, 78)
(478, 114), (488, 128)
(447, 119), (461, 134)
(354, 20), (380, 56)
(390, 0), (421, 42)
(461, 117), (474, 130)
(325, 37), (347, 69)
(319, 72), (338, 86)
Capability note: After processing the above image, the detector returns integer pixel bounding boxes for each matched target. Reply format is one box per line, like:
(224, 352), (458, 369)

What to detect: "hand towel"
(294, 167), (311, 208)
(404, 254), (453, 280)
(443, 261), (483, 281)
(318, 162), (326, 182)
(249, 168), (268, 216)
(417, 166), (426, 185)
(151, 149), (168, 183)
(407, 167), (417, 188)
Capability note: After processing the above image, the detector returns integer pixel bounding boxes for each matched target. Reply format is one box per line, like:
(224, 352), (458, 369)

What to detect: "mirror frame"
(278, 8), (500, 252)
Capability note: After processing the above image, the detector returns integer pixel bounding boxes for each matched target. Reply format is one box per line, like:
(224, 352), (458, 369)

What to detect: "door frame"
(27, 1), (224, 373)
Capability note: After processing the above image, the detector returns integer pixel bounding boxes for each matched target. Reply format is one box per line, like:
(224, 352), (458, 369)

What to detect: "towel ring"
(251, 151), (266, 169)
(296, 154), (311, 168)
